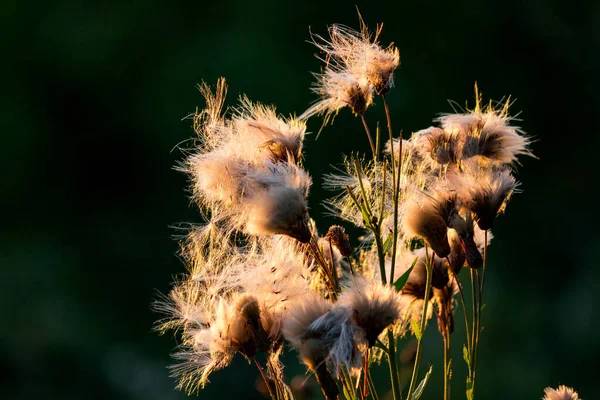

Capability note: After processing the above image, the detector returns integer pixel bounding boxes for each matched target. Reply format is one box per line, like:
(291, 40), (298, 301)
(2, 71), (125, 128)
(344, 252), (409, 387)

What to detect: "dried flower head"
(233, 96), (306, 164)
(184, 79), (313, 243)
(448, 209), (483, 269)
(300, 69), (373, 125)
(313, 20), (400, 95)
(325, 225), (352, 257)
(301, 17), (400, 127)
(402, 189), (458, 258)
(413, 127), (461, 167)
(452, 161), (519, 231)
(543, 385), (581, 400)
(244, 164), (312, 242)
(438, 88), (533, 165)
(338, 277), (401, 346)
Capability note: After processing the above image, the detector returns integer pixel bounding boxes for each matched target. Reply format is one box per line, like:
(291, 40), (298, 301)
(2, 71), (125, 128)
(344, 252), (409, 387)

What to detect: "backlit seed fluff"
(413, 127), (461, 166)
(438, 91), (533, 165)
(402, 190), (457, 258)
(233, 96), (306, 164)
(282, 294), (333, 370)
(338, 277), (401, 346)
(542, 385), (581, 400)
(300, 69), (373, 124)
(312, 21), (400, 95)
(452, 162), (518, 231)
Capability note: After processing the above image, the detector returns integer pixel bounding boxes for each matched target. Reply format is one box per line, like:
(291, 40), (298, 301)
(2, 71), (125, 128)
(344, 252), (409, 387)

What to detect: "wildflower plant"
(155, 13), (579, 400)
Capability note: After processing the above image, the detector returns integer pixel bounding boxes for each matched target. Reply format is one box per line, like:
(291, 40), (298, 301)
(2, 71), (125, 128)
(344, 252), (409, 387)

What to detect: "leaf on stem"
(373, 339), (390, 355)
(393, 257), (417, 292)
(410, 319), (422, 341)
(410, 365), (433, 400)
(466, 379), (474, 400)
(463, 345), (471, 369)
(383, 234), (393, 254)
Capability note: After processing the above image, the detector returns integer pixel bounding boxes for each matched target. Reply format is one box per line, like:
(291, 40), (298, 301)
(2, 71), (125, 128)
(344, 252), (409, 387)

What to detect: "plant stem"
(373, 226), (387, 285)
(254, 358), (276, 400)
(382, 96), (401, 285)
(368, 365), (381, 400)
(387, 330), (401, 400)
(471, 231), (488, 398)
(407, 249), (434, 398)
(360, 114), (377, 160)
(443, 333), (448, 400)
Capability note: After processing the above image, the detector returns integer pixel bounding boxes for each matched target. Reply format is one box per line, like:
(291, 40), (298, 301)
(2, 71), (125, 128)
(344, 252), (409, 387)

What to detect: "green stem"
(382, 96), (401, 284)
(387, 330), (401, 400)
(367, 365), (381, 400)
(407, 249), (434, 397)
(373, 226), (387, 285)
(360, 114), (377, 160)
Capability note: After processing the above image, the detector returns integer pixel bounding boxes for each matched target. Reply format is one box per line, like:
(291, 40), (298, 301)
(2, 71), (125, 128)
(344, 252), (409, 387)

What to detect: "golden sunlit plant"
(154, 13), (578, 400)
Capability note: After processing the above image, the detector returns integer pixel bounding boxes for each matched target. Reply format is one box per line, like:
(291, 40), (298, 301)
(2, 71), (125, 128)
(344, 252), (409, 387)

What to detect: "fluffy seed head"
(282, 294), (333, 369)
(438, 88), (534, 165)
(338, 277), (401, 346)
(300, 70), (373, 125)
(413, 127), (461, 166)
(452, 161), (518, 230)
(543, 385), (581, 400)
(402, 190), (455, 258)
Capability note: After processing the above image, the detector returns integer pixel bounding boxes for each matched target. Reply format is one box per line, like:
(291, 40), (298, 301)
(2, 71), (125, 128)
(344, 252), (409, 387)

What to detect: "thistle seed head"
(325, 225), (352, 257)
(543, 385), (581, 400)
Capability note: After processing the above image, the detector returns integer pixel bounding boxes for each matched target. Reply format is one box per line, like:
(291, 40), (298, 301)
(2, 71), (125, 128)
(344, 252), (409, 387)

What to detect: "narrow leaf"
(463, 345), (470, 369)
(466, 379), (474, 400)
(410, 365), (433, 400)
(383, 234), (393, 254)
(410, 319), (422, 341)
(373, 339), (389, 354)
(393, 257), (418, 292)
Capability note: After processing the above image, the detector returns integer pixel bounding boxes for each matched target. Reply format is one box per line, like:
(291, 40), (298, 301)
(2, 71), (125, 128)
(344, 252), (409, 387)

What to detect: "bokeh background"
(3, 0), (599, 399)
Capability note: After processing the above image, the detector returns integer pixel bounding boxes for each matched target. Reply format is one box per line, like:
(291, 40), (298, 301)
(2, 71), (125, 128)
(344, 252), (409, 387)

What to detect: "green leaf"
(393, 257), (418, 292)
(411, 319), (422, 340)
(373, 339), (389, 354)
(383, 235), (393, 254)
(466, 379), (474, 400)
(463, 345), (470, 369)
(481, 303), (487, 311)
(410, 365), (433, 400)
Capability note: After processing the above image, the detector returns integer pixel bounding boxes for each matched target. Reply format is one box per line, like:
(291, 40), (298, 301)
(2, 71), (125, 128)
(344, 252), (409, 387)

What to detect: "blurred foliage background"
(2, 0), (599, 399)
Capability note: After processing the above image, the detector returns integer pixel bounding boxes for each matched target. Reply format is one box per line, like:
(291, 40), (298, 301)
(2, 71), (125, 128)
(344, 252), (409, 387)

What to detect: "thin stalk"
(340, 366), (358, 400)
(375, 121), (381, 159)
(363, 348), (369, 399)
(443, 293), (452, 400)
(443, 334), (448, 400)
(353, 159), (372, 218)
(360, 114), (377, 160)
(373, 226), (388, 285)
(407, 249), (434, 397)
(266, 358), (284, 400)
(387, 330), (401, 400)
(447, 258), (471, 355)
(382, 96), (401, 284)
(472, 231), (488, 398)
(379, 161), (387, 226)
(254, 358), (276, 400)
(367, 367), (380, 400)
(308, 235), (338, 300)
(479, 230), (488, 300)
(469, 269), (478, 396)
(328, 238), (339, 293)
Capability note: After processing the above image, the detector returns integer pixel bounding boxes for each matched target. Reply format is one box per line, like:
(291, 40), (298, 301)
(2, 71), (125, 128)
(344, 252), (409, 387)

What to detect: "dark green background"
(3, 1), (598, 399)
